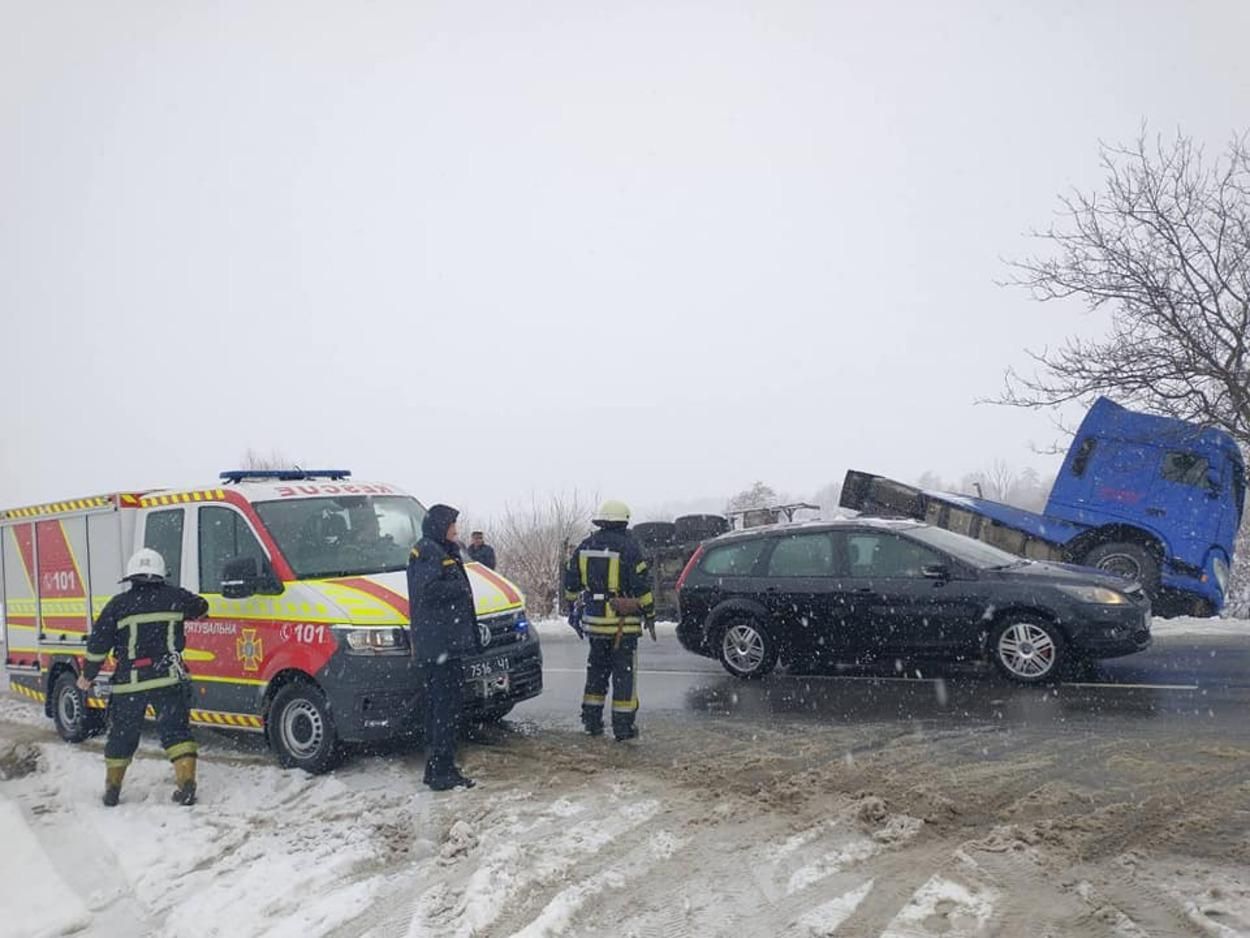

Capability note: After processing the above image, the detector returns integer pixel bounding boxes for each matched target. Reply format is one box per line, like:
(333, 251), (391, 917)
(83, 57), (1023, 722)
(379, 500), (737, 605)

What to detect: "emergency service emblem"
(478, 622), (492, 648)
(236, 628), (264, 672)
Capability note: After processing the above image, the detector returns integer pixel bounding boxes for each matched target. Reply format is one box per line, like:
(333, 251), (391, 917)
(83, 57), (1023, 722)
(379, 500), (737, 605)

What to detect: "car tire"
(715, 614), (779, 679)
(1082, 541), (1159, 593)
(268, 682), (342, 774)
(989, 616), (1065, 684)
(51, 672), (105, 743)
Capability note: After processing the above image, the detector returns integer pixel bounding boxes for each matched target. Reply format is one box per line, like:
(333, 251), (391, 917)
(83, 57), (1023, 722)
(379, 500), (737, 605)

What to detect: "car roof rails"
(219, 469), (352, 484)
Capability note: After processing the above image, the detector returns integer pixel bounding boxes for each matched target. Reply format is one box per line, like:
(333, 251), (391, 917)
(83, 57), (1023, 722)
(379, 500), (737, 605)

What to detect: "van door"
(1149, 450), (1223, 567)
(2, 523), (38, 670)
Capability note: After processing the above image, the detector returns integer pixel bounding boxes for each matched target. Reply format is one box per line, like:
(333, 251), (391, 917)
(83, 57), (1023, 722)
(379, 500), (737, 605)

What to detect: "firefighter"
(76, 548), (209, 807)
(563, 500), (656, 741)
(408, 504), (480, 791)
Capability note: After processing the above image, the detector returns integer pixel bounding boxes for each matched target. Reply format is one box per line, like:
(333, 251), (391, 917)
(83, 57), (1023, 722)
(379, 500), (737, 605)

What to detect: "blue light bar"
(219, 469), (352, 483)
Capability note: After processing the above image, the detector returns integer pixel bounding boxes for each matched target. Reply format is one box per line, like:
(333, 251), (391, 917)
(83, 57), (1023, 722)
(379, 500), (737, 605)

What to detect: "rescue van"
(1, 470), (542, 772)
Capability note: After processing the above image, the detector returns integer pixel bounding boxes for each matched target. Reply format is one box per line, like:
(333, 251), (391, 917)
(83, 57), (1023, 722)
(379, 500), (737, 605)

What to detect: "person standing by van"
(408, 504), (480, 791)
(77, 548), (208, 807)
(466, 531), (497, 570)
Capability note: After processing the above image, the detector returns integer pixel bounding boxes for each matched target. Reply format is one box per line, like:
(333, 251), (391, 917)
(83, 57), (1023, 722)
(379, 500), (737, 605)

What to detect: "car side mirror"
(221, 557), (283, 598)
(921, 563), (950, 581)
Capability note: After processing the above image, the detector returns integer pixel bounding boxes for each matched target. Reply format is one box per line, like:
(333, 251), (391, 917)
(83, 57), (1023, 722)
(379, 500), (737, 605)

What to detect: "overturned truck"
(840, 398), (1245, 616)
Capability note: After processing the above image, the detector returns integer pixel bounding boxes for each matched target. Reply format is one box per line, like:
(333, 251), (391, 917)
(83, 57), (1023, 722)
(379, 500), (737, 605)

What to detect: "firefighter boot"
(171, 756), (197, 806)
(103, 763), (127, 807)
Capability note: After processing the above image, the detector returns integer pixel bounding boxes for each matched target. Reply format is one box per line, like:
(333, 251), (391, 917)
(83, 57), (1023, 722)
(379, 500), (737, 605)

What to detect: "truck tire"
(1082, 542), (1160, 593)
(634, 522), (677, 548)
(989, 615), (1065, 684)
(268, 682), (342, 774)
(674, 514), (729, 545)
(715, 614), (779, 679)
(51, 672), (105, 743)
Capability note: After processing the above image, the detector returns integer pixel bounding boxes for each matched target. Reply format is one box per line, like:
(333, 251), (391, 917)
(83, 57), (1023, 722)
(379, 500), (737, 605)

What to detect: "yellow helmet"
(593, 499), (631, 525)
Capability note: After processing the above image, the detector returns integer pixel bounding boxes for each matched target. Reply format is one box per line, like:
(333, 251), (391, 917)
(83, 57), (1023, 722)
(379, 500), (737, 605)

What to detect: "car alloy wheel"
(996, 621), (1058, 680)
(721, 623), (768, 675)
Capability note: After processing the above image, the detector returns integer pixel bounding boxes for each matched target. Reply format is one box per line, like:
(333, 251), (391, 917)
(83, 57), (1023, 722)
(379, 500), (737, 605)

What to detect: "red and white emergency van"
(1, 470), (541, 772)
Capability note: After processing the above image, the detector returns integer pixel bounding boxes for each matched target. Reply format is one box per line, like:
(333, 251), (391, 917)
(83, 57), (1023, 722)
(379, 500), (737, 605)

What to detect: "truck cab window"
(199, 506), (267, 593)
(1161, 452), (1211, 488)
(143, 510), (184, 587)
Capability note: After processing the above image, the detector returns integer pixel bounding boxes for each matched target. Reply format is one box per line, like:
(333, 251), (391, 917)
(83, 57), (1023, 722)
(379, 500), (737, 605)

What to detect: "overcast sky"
(2, 1), (1247, 518)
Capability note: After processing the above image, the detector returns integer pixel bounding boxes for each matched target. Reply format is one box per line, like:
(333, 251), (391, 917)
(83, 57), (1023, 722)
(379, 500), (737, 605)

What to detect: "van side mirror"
(221, 557), (283, 598)
(921, 563), (950, 581)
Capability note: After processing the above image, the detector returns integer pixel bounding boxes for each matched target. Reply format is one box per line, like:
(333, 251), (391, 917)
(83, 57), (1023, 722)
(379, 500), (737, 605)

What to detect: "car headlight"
(337, 627), (411, 655)
(1212, 557), (1229, 594)
(1058, 585), (1131, 605)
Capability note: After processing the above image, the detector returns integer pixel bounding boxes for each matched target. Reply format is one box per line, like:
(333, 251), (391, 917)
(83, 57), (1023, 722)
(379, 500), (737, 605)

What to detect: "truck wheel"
(51, 672), (105, 743)
(268, 682), (342, 774)
(990, 616), (1065, 684)
(1082, 542), (1159, 592)
(716, 615), (779, 679)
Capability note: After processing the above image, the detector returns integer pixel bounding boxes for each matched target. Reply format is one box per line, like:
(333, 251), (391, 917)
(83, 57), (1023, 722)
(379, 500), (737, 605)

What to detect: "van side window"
(199, 507), (267, 593)
(1071, 438), (1097, 477)
(1161, 452), (1211, 488)
(143, 510), (184, 588)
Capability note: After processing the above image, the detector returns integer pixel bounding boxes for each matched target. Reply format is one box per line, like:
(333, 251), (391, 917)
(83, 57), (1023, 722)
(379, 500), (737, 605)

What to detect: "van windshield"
(254, 496), (427, 579)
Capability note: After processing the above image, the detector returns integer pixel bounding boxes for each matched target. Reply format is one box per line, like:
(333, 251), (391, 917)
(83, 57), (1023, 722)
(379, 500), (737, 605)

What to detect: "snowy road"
(1, 619), (1248, 937)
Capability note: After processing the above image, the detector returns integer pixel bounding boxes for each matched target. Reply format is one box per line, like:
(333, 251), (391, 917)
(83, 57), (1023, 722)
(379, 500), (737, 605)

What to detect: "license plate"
(466, 656), (511, 680)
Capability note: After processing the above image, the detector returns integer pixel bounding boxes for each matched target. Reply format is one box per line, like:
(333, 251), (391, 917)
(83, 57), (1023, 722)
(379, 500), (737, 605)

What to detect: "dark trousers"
(423, 658), (463, 784)
(104, 682), (196, 767)
(582, 635), (639, 734)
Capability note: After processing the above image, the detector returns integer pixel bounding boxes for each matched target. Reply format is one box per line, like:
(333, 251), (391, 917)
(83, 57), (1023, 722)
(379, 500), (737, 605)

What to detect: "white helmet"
(593, 499), (631, 525)
(123, 548), (168, 582)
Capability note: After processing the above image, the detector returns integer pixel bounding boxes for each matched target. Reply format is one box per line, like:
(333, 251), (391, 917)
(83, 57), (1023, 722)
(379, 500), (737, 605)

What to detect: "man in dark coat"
(408, 504), (480, 791)
(78, 547), (209, 806)
(466, 531), (497, 570)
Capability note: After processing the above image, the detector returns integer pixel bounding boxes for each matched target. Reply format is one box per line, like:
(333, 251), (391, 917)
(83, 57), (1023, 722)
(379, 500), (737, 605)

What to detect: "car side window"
(765, 533), (835, 577)
(700, 539), (766, 576)
(143, 509), (184, 588)
(199, 506), (268, 593)
(845, 533), (941, 578)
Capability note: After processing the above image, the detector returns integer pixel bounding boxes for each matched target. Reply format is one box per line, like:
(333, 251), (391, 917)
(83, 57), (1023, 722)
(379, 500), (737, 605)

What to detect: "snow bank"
(0, 791), (90, 937)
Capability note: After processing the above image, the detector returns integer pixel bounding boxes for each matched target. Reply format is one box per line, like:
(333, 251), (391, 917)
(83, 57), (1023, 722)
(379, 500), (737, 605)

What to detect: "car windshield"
(254, 495), (426, 579)
(902, 525), (1029, 569)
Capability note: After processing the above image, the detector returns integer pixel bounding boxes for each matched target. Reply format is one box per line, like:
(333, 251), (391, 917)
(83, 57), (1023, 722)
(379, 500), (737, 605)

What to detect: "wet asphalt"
(514, 625), (1250, 739)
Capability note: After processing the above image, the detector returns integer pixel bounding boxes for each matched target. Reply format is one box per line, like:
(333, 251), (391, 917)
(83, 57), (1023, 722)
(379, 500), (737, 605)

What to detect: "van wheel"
(268, 682), (342, 774)
(51, 672), (105, 743)
(990, 616), (1065, 684)
(1083, 542), (1159, 593)
(716, 615), (778, 679)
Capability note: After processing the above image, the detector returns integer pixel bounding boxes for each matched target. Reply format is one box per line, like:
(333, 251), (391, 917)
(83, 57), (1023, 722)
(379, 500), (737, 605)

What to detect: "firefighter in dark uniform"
(408, 503), (480, 791)
(76, 548), (209, 807)
(563, 500), (656, 741)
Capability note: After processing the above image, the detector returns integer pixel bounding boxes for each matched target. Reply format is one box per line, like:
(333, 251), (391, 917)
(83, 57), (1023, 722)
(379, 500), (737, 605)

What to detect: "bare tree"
(1228, 523), (1250, 619)
(726, 481), (778, 514)
(998, 130), (1250, 450)
(239, 448), (300, 471)
(491, 490), (596, 617)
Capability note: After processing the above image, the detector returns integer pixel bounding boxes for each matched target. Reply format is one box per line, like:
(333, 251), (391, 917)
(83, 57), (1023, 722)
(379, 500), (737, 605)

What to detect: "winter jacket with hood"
(407, 504), (480, 663)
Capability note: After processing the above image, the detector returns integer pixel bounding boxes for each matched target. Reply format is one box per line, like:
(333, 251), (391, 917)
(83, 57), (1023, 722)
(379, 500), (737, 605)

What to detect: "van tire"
(51, 672), (105, 743)
(1082, 542), (1160, 593)
(268, 682), (342, 774)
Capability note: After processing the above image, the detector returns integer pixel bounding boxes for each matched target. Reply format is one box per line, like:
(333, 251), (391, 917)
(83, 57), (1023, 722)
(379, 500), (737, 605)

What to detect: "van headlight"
(337, 627), (410, 655)
(1212, 557), (1230, 594)
(1058, 585), (1131, 605)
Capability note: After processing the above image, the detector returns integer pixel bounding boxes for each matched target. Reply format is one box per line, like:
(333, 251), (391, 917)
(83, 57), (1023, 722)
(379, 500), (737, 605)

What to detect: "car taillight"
(675, 544), (705, 592)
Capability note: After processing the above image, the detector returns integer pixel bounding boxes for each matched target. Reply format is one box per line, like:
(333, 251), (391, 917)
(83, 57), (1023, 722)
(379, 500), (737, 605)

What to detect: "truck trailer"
(840, 398), (1245, 615)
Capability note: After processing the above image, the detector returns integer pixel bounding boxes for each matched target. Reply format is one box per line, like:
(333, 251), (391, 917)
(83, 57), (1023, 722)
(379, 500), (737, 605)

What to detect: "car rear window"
(700, 539), (766, 576)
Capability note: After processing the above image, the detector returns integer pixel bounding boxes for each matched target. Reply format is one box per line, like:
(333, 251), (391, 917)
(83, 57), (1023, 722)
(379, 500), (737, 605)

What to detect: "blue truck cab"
(841, 398), (1245, 615)
(1043, 398), (1244, 613)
